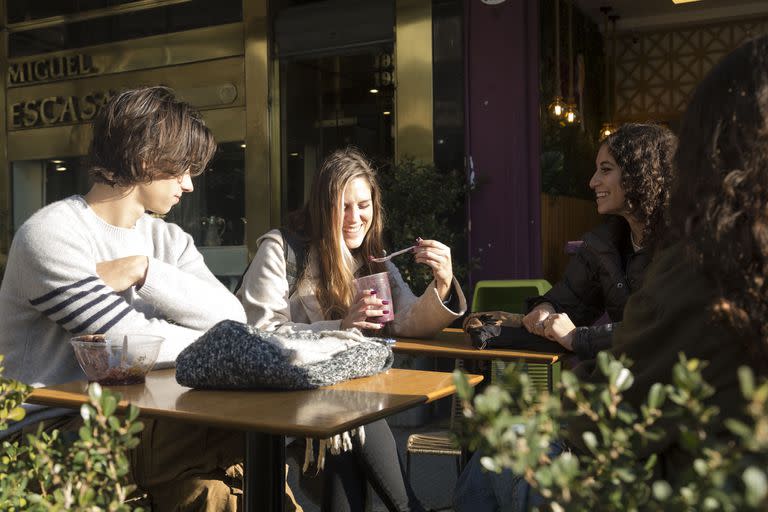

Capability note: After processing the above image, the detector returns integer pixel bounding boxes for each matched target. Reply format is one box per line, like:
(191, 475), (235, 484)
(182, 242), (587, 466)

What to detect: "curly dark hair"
(602, 123), (677, 250)
(670, 36), (768, 366)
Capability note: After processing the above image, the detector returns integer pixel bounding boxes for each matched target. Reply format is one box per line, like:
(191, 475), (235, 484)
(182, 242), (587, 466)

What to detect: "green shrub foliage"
(0, 355), (145, 511)
(379, 157), (468, 293)
(454, 352), (768, 511)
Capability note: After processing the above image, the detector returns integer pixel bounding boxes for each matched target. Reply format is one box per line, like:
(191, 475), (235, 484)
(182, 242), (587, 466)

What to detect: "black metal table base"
(245, 432), (286, 512)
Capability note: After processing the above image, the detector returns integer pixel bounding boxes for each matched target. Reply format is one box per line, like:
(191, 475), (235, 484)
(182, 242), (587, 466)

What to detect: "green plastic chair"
(471, 279), (552, 314)
(470, 279), (557, 393)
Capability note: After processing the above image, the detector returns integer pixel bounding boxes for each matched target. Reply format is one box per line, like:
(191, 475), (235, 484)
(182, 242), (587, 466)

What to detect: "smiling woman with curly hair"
(601, 123), (677, 250)
(464, 124), (677, 361)
(518, 123), (677, 358)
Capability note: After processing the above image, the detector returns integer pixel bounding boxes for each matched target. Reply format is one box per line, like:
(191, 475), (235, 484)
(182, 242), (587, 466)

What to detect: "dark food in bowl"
(71, 334), (157, 385)
(98, 365), (147, 385)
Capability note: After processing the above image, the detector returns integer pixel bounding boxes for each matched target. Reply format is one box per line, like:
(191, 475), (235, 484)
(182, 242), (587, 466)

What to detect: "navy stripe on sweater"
(41, 284), (109, 316)
(95, 305), (133, 334)
(69, 297), (124, 334)
(54, 290), (116, 326)
(29, 276), (100, 306)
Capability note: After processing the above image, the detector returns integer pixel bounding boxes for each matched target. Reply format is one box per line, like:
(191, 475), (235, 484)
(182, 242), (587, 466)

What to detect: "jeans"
(453, 442), (565, 512)
(322, 419), (426, 512)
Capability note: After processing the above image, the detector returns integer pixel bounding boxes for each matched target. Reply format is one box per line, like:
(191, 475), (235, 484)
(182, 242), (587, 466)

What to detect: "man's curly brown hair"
(670, 36), (768, 367)
(602, 123), (677, 250)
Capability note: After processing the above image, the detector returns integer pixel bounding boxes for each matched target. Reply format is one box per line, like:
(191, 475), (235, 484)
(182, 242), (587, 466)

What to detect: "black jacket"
(527, 216), (651, 359)
(568, 242), (753, 471)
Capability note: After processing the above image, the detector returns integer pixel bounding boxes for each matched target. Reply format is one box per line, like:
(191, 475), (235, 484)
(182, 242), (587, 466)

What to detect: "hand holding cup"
(341, 290), (389, 330)
(342, 271), (395, 330)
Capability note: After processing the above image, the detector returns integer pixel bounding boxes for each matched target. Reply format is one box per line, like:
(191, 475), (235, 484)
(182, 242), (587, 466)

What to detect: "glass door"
(280, 46), (395, 216)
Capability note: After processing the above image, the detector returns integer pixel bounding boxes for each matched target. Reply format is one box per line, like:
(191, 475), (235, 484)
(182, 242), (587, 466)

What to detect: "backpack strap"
(234, 229), (310, 298)
(279, 228), (310, 298)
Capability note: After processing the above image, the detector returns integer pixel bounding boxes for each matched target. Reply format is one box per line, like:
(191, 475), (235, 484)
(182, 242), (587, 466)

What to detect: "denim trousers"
(453, 442), (565, 512)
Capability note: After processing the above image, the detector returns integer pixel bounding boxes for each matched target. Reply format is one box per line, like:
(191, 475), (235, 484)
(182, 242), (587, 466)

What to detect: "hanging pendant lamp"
(564, 0), (579, 125)
(548, 0), (566, 119)
(599, 6), (617, 140)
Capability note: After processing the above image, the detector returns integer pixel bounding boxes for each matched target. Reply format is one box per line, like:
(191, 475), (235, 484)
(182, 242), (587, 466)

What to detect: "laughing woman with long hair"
(237, 147), (466, 512)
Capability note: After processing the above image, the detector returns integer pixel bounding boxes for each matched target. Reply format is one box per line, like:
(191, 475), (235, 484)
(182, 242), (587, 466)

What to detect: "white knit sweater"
(0, 195), (245, 394)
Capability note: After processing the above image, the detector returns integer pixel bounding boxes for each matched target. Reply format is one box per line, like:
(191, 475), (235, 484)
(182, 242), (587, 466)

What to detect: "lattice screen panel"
(614, 18), (768, 121)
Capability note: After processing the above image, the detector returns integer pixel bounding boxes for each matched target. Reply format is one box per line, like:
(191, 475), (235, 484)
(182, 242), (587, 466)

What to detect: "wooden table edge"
(393, 338), (562, 364)
(27, 373), (483, 439)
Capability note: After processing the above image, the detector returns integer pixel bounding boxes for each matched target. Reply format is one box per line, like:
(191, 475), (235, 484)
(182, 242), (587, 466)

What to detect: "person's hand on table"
(96, 255), (149, 292)
(522, 302), (557, 336)
(341, 289), (388, 330)
(413, 238), (453, 300)
(541, 312), (576, 351)
(462, 311), (523, 331)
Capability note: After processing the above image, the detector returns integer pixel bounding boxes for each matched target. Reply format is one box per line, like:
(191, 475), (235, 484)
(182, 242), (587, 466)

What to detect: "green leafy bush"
(379, 157), (468, 293)
(454, 352), (768, 511)
(0, 355), (145, 511)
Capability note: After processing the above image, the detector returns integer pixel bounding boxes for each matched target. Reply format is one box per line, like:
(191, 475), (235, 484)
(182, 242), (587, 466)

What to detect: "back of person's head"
(89, 86), (217, 187)
(301, 147), (386, 319)
(671, 35), (768, 361)
(602, 123), (677, 249)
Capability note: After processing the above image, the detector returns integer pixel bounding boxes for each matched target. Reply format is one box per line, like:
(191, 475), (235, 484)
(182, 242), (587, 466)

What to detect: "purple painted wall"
(465, 0), (542, 286)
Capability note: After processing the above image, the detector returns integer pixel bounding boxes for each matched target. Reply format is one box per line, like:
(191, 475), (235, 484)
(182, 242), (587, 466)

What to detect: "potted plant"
(378, 157), (468, 426)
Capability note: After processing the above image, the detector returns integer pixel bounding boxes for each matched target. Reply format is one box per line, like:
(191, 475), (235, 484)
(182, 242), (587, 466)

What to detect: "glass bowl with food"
(70, 334), (164, 385)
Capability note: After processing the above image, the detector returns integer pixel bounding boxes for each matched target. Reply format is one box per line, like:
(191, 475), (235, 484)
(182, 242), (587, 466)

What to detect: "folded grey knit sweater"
(175, 320), (393, 390)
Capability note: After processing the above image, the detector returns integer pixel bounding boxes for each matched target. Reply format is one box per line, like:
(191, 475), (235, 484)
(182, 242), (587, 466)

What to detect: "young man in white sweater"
(0, 86), (270, 511)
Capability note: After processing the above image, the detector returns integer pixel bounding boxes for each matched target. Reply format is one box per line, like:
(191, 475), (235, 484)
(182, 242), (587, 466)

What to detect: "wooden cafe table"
(27, 367), (482, 512)
(393, 328), (564, 391)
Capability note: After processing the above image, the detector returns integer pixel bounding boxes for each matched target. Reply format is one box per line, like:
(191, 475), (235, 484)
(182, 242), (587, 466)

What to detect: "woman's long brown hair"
(289, 148), (387, 320)
(670, 36), (768, 368)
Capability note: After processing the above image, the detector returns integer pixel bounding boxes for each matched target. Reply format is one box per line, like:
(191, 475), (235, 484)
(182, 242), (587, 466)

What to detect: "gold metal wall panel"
(7, 0), (193, 33)
(614, 17), (768, 122)
(0, 0), (9, 252)
(395, 0), (433, 163)
(7, 106), (245, 162)
(268, 56), (281, 237)
(8, 124), (92, 161)
(7, 57), (245, 131)
(243, 0), (273, 254)
(8, 23), (244, 87)
(202, 107), (246, 144)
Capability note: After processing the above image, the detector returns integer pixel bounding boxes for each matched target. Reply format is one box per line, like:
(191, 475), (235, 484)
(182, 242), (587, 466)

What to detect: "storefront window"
(164, 141), (246, 247)
(280, 47), (395, 215)
(12, 142), (244, 246)
(45, 157), (91, 202)
(433, 0), (464, 174)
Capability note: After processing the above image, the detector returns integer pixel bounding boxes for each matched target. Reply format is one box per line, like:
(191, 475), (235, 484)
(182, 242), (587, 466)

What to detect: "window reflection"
(164, 141), (245, 247)
(281, 47), (395, 217)
(45, 157), (91, 202)
(20, 141), (244, 247)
